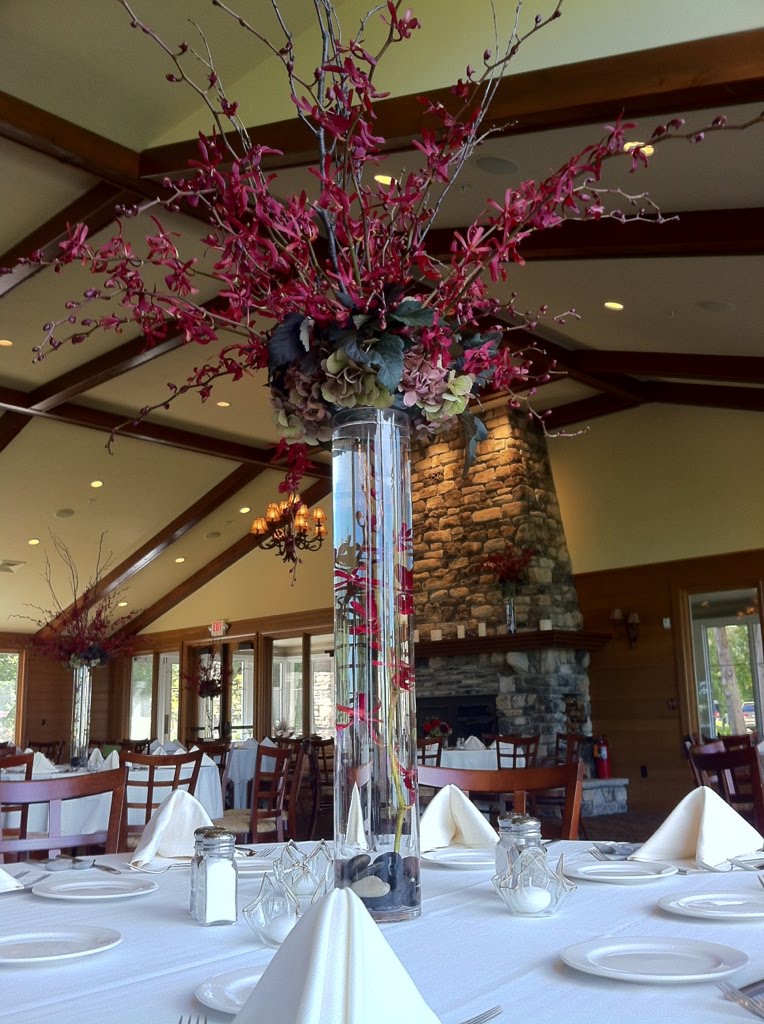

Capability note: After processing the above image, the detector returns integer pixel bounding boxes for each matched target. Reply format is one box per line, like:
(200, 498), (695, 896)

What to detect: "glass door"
(271, 638), (303, 736)
(129, 654), (153, 739)
(689, 588), (762, 738)
(231, 646), (255, 739)
(310, 634), (335, 738)
(157, 652), (180, 742)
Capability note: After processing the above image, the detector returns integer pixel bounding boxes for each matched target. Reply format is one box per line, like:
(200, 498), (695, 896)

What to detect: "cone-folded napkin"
(234, 888), (440, 1024)
(0, 866), (23, 893)
(87, 748), (104, 769)
(130, 789), (212, 868)
(419, 784), (497, 852)
(632, 786), (764, 867)
(463, 736), (486, 751)
(100, 749), (120, 771)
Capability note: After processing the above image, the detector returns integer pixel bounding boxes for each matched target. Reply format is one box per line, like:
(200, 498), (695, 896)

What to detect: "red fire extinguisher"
(593, 736), (612, 779)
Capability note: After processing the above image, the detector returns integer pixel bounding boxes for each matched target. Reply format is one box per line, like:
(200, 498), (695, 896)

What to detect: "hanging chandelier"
(250, 493), (327, 565)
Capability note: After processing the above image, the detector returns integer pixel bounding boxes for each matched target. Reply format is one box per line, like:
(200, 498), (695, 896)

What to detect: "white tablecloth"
(2, 840), (763, 1023)
(441, 748), (499, 770)
(0, 761), (222, 834)
(227, 741), (277, 808)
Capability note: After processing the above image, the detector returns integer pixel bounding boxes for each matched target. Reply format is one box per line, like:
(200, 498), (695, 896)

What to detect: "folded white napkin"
(633, 786), (764, 867)
(419, 784), (498, 852)
(234, 888), (441, 1024)
(130, 790), (212, 868)
(463, 735), (486, 751)
(164, 741), (186, 753)
(30, 751), (57, 774)
(243, 738), (258, 749)
(87, 748), (104, 769)
(101, 750), (120, 771)
(346, 782), (368, 849)
(0, 866), (23, 893)
(200, 753), (217, 769)
(149, 740), (162, 753)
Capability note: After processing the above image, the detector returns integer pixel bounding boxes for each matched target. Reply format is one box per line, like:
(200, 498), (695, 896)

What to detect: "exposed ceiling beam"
(0, 183), (138, 299)
(0, 384), (331, 479)
(0, 411), (30, 455)
(542, 394), (642, 430)
(140, 29), (764, 177)
(569, 350), (764, 384)
(38, 463), (266, 639)
(646, 380), (764, 412)
(426, 208), (764, 262)
(118, 478), (333, 635)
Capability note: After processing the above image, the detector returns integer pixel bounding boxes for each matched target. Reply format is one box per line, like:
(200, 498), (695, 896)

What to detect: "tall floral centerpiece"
(20, 536), (133, 765)
(480, 544), (536, 633)
(20, 1), (760, 917)
(184, 648), (226, 740)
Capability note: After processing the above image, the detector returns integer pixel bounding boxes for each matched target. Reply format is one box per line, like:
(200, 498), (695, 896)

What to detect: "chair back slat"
(249, 745), (292, 842)
(26, 740), (65, 764)
(687, 743), (764, 831)
(418, 761), (585, 840)
(485, 734), (540, 770)
(119, 750), (203, 835)
(417, 737), (443, 766)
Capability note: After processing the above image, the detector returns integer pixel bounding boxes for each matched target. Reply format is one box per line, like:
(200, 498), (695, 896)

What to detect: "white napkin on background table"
(130, 790), (212, 868)
(463, 735), (486, 751)
(100, 749), (120, 771)
(234, 888), (441, 1024)
(632, 786), (764, 867)
(346, 782), (368, 848)
(0, 866), (23, 893)
(419, 784), (498, 852)
(243, 738), (258, 749)
(87, 748), (104, 769)
(28, 750), (56, 774)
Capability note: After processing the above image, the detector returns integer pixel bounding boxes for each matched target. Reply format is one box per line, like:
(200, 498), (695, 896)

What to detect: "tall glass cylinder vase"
(70, 662), (92, 767)
(332, 408), (420, 922)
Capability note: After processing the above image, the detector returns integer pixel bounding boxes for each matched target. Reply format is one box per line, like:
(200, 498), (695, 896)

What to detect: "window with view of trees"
(130, 653), (153, 739)
(0, 652), (20, 743)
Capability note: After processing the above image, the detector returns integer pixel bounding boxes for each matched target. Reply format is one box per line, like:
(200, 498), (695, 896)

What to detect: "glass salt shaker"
(194, 827), (238, 926)
(495, 813), (543, 875)
(189, 825), (208, 917)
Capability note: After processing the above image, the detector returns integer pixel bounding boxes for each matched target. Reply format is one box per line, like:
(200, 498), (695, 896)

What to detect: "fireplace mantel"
(414, 629), (610, 660)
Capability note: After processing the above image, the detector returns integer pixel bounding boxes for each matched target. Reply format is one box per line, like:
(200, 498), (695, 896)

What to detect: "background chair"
(485, 734), (540, 770)
(0, 766), (127, 861)
(417, 737), (443, 766)
(687, 743), (764, 831)
(119, 749), (203, 845)
(276, 738), (311, 841)
(120, 738), (152, 754)
(26, 739), (64, 763)
(213, 744), (291, 843)
(195, 739), (233, 806)
(418, 762), (584, 840)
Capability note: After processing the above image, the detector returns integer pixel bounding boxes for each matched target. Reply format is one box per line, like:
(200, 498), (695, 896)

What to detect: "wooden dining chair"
(0, 767), (128, 861)
(687, 743), (764, 831)
(417, 737), (443, 767)
(26, 739), (64, 764)
(119, 749), (203, 844)
(276, 739), (311, 841)
(0, 752), (35, 852)
(212, 744), (291, 843)
(418, 761), (585, 840)
(0, 744), (20, 758)
(120, 738), (152, 754)
(485, 734), (540, 770)
(195, 739), (233, 796)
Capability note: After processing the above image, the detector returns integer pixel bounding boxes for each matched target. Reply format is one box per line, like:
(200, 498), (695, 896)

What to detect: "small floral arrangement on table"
(480, 544), (536, 598)
(272, 718), (294, 739)
(19, 534), (134, 668)
(423, 718), (452, 740)
(185, 655), (225, 699)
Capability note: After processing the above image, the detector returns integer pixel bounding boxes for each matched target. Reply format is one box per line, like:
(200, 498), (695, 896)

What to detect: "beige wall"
(548, 404), (764, 575)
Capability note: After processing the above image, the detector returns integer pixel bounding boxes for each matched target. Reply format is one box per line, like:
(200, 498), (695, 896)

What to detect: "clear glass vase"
(70, 663), (92, 767)
(331, 408), (420, 922)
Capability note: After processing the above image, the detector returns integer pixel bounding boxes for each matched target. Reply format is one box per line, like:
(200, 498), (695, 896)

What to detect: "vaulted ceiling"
(0, 0), (762, 633)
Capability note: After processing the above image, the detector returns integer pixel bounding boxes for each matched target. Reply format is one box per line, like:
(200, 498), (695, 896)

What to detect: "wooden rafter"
(568, 350), (764, 384)
(40, 463), (267, 638)
(117, 478), (333, 635)
(140, 29), (764, 176)
(0, 411), (29, 455)
(0, 384), (331, 479)
(645, 381), (764, 413)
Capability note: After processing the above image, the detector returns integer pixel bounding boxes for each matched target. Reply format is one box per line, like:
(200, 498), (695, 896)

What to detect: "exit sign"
(209, 619), (229, 638)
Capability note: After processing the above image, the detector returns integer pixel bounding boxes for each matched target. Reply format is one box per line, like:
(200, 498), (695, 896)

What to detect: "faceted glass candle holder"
(273, 840), (334, 910)
(492, 850), (576, 917)
(242, 874), (300, 947)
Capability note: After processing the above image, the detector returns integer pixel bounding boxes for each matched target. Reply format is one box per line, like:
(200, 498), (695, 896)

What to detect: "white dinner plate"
(658, 891), (764, 920)
(561, 936), (748, 984)
(31, 875), (158, 900)
(196, 966), (266, 1013)
(421, 845), (496, 869)
(564, 860), (677, 884)
(0, 927), (123, 963)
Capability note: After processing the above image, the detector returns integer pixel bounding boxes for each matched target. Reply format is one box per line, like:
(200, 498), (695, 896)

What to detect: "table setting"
(2, 783), (764, 1023)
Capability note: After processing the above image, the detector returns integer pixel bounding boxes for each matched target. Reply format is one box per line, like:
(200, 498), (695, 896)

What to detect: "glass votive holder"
(273, 839), (334, 910)
(242, 874), (300, 947)
(492, 850), (576, 917)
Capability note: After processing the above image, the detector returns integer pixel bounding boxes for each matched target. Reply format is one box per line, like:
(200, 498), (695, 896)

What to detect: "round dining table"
(2, 840), (762, 1023)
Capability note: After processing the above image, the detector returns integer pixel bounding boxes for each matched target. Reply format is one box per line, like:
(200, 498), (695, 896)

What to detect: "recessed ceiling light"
(623, 141), (655, 157)
(475, 155), (520, 176)
(374, 174), (394, 185)
(603, 301), (624, 311)
(54, 508), (75, 519)
(90, 480), (103, 489)
(117, 600), (128, 608)
(239, 506), (251, 514)
(28, 538), (40, 546)
(697, 299), (736, 314)
(0, 339), (13, 348)
(175, 556), (186, 564)
(204, 531), (221, 540)
(216, 400), (231, 408)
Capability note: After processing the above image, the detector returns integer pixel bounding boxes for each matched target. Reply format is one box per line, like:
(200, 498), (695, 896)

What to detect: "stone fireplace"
(411, 405), (595, 763)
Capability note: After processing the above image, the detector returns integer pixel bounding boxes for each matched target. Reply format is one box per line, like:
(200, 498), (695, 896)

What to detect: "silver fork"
(176, 1016), (207, 1024)
(588, 848), (610, 862)
(457, 1006), (502, 1024)
(718, 983), (764, 1020)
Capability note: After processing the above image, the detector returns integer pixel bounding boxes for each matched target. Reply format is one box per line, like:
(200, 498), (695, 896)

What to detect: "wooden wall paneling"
(302, 633), (312, 739)
(22, 650), (72, 752)
(88, 663), (110, 747)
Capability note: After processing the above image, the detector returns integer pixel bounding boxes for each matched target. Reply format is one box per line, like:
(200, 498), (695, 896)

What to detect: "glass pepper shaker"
(193, 826), (238, 926)
(495, 813), (543, 875)
(190, 825), (210, 918)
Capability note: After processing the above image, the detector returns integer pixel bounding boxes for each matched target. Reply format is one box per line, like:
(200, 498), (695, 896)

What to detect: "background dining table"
(2, 840), (763, 1023)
